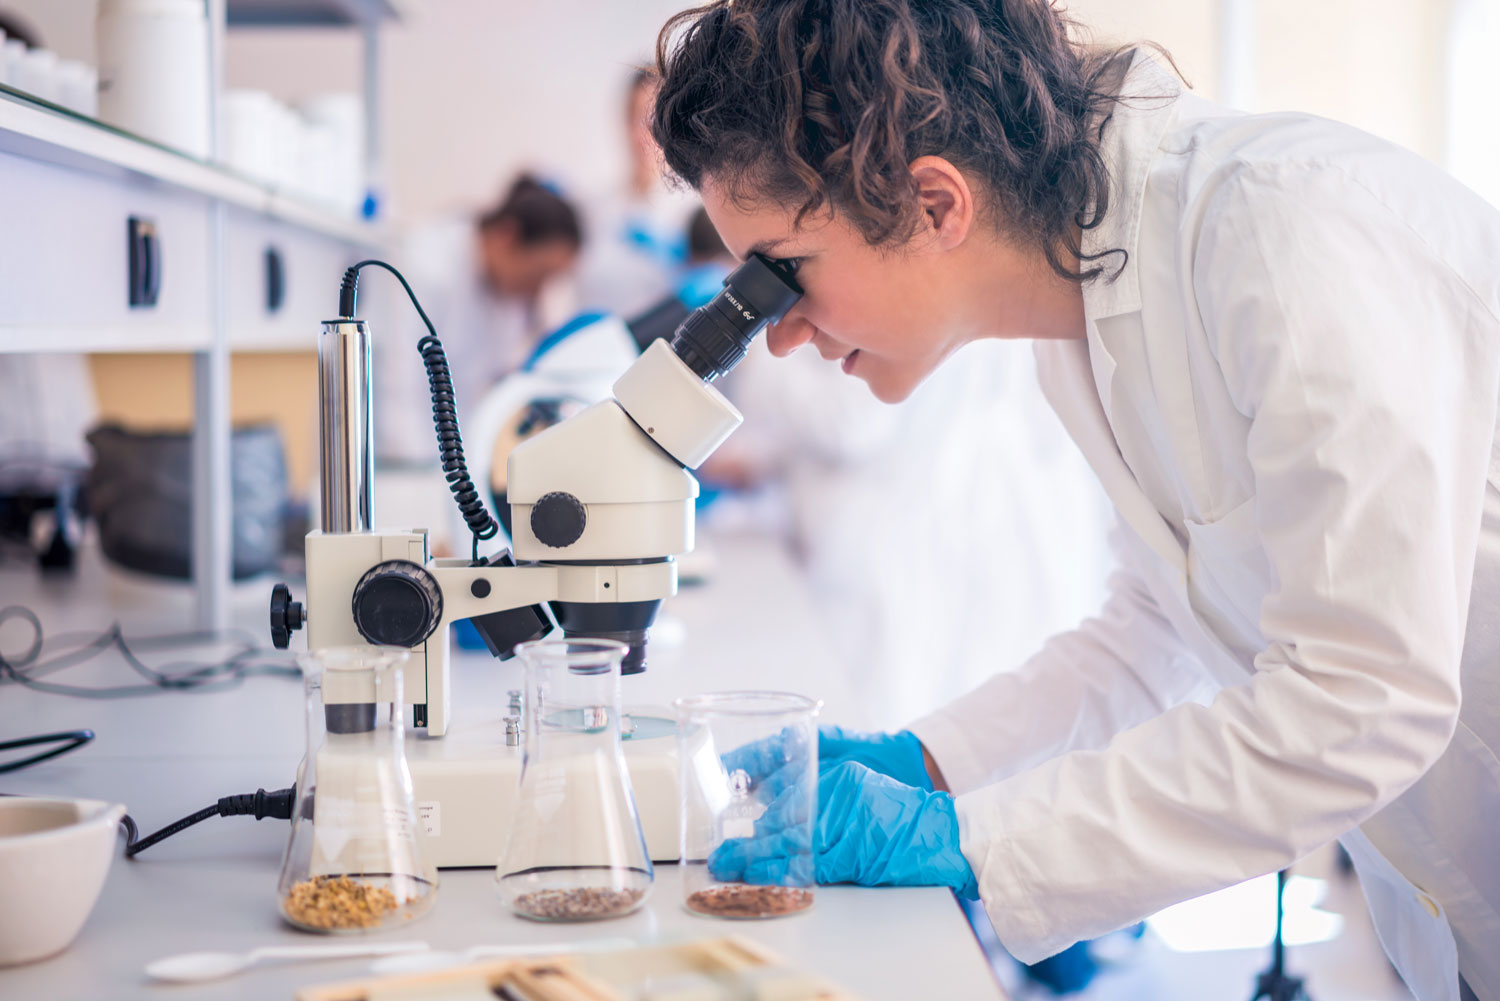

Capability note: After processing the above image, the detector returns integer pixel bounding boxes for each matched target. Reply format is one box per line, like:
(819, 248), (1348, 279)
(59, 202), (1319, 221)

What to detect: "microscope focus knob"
(351, 560), (444, 647)
(530, 491), (587, 548)
(269, 582), (304, 649)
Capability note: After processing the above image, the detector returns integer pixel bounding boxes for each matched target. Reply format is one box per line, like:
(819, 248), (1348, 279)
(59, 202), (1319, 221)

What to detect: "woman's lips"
(841, 350), (860, 374)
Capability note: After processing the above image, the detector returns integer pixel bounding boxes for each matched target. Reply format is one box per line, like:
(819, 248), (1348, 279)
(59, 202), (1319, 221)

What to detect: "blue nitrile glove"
(817, 726), (934, 791)
(719, 725), (813, 801)
(710, 760), (977, 898)
(720, 725), (934, 790)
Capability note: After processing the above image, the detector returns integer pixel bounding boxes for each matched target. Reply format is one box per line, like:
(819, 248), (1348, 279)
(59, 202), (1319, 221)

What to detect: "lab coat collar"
(1039, 52), (1191, 581)
(1079, 52), (1184, 321)
(1034, 338), (1187, 581)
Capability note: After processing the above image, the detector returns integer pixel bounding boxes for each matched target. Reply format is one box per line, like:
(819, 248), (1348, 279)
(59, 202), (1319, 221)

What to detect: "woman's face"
(701, 177), (980, 403)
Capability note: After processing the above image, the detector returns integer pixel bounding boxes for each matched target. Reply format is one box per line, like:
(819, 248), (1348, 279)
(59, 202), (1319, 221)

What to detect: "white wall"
(0, 0), (1465, 222)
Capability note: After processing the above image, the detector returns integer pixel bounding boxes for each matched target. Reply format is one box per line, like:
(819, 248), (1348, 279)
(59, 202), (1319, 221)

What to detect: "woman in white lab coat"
(651, 3), (1500, 1000)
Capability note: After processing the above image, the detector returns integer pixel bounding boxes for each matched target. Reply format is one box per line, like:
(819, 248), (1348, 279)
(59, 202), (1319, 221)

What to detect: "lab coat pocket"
(1183, 497), (1270, 652)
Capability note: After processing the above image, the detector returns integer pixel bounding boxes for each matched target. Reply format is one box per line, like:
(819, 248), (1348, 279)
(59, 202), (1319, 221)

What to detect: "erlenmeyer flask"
(496, 638), (653, 921)
(277, 646), (438, 933)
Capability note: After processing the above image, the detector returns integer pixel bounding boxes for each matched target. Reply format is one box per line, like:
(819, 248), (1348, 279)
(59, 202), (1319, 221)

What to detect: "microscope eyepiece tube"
(318, 319), (374, 534)
(669, 253), (802, 382)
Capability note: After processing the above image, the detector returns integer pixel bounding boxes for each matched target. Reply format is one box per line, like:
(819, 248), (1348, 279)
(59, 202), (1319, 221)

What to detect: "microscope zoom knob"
(530, 491), (587, 548)
(351, 560), (444, 647)
(270, 582), (305, 649)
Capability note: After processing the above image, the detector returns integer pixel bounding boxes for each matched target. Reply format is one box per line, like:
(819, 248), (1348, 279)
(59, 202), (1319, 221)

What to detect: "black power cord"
(338, 259), (499, 562)
(0, 605), (298, 698)
(1249, 868), (1311, 1001)
(120, 786), (296, 858)
(0, 729), (95, 773)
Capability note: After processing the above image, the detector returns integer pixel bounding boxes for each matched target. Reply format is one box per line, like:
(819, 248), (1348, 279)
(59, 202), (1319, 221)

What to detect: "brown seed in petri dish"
(687, 884), (814, 919)
(513, 887), (646, 921)
(282, 874), (399, 930)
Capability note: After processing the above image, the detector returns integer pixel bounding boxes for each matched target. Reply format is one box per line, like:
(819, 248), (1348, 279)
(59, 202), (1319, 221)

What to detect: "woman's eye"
(774, 256), (803, 275)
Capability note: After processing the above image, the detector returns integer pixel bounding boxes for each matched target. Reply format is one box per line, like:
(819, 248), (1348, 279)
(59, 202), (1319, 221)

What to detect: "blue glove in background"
(817, 726), (934, 791)
(710, 760), (976, 898)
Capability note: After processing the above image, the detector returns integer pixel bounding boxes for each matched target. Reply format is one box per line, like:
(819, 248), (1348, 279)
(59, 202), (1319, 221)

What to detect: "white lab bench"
(0, 530), (1007, 1000)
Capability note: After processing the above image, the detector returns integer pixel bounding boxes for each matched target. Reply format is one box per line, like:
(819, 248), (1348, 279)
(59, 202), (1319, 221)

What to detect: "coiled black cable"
(339, 260), (499, 562)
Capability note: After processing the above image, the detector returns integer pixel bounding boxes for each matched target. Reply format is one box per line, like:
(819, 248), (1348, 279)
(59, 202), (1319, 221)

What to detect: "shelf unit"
(227, 0), (401, 28)
(0, 0), (393, 628)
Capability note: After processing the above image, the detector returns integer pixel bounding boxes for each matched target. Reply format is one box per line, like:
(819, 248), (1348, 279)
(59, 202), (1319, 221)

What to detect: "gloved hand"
(721, 725), (934, 791)
(817, 726), (934, 791)
(710, 760), (977, 898)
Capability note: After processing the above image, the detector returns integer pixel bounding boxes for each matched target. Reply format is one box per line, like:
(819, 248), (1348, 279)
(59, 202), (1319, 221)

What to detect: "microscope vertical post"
(318, 319), (375, 534)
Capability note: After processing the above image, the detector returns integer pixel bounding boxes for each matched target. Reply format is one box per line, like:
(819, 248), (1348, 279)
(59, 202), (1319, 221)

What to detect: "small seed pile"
(687, 884), (814, 919)
(283, 874), (399, 930)
(512, 886), (646, 921)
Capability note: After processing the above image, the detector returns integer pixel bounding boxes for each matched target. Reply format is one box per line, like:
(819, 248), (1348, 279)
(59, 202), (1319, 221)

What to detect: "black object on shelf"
(265, 245), (285, 313)
(127, 216), (161, 307)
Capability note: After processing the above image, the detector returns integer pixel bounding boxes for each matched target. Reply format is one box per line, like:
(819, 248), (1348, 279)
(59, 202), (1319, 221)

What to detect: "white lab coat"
(909, 53), (1500, 1001)
(720, 336), (1111, 730)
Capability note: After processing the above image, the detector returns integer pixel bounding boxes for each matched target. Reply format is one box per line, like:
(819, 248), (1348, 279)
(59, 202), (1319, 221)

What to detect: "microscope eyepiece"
(669, 253), (802, 381)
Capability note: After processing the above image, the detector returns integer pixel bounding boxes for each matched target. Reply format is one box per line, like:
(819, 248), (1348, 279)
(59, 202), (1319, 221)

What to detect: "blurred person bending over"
(377, 175), (582, 464)
(574, 67), (700, 317)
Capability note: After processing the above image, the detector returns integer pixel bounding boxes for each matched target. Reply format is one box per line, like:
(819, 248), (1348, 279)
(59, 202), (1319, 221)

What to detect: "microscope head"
(506, 254), (802, 673)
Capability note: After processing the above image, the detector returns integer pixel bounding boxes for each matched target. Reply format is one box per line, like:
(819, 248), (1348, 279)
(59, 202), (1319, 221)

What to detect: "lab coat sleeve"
(907, 521), (1217, 796)
(953, 163), (1495, 962)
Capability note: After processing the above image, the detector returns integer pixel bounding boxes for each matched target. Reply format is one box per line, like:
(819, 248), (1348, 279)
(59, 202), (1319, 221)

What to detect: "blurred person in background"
(377, 174), (582, 464)
(573, 66), (700, 317)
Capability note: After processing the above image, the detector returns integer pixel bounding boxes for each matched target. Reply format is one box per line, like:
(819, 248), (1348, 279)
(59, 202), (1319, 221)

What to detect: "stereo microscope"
(269, 255), (802, 866)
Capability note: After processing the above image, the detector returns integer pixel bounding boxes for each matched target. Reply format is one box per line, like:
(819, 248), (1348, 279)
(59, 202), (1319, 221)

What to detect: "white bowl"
(0, 797), (126, 966)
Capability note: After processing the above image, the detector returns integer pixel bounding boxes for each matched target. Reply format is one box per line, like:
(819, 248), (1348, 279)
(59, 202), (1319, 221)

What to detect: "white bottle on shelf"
(220, 88), (282, 184)
(96, 0), (210, 157)
(1, 40), (29, 91)
(56, 60), (98, 115)
(10, 47), (60, 103)
(299, 93), (364, 216)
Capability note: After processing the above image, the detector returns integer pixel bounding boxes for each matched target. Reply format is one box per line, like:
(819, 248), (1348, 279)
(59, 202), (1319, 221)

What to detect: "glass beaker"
(277, 646), (438, 933)
(496, 637), (653, 921)
(674, 691), (821, 919)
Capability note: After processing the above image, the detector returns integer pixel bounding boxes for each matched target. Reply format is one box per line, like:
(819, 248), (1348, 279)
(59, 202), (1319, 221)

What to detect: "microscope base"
(405, 709), (681, 868)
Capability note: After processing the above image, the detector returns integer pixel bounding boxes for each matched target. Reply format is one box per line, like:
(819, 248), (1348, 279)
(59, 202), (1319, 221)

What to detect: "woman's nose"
(766, 313), (816, 358)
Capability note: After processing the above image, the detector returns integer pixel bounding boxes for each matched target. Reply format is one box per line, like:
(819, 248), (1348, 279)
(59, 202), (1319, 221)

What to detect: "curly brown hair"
(652, 0), (1157, 283)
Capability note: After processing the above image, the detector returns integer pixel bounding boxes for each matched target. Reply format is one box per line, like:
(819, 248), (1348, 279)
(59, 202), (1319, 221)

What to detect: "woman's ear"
(909, 156), (974, 251)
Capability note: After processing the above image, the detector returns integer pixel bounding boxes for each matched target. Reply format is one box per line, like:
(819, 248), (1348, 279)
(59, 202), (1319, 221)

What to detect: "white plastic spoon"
(369, 937), (636, 976)
(146, 940), (430, 983)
